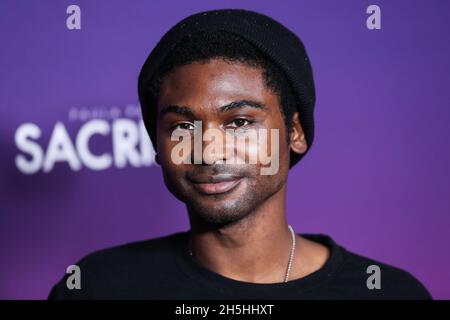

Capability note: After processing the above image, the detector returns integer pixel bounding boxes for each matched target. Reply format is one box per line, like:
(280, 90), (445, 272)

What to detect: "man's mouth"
(188, 174), (243, 195)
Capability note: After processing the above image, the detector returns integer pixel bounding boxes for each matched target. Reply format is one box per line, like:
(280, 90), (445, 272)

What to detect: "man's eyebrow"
(158, 99), (266, 120)
(159, 105), (195, 120)
(219, 100), (267, 113)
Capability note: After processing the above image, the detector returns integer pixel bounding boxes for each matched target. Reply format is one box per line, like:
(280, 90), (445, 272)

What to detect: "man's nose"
(197, 122), (233, 165)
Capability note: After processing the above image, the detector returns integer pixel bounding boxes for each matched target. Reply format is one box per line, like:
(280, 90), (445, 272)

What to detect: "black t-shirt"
(48, 231), (432, 299)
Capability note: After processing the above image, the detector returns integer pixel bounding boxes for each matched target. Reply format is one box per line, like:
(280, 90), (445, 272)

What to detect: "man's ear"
(289, 112), (308, 155)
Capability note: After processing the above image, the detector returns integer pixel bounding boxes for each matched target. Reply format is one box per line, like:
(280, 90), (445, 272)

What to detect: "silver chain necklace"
(188, 224), (297, 283)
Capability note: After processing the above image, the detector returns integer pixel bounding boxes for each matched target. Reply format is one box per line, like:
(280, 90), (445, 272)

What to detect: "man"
(49, 9), (431, 299)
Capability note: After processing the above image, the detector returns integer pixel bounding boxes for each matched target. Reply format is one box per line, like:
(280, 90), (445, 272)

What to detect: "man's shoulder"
(338, 246), (432, 300)
(48, 231), (188, 299)
(77, 231), (187, 267)
(302, 233), (432, 299)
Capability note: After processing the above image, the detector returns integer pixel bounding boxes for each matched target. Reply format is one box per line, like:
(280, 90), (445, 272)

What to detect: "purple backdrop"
(1, 0), (449, 299)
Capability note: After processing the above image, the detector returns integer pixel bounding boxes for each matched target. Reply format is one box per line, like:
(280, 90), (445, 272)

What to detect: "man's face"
(156, 58), (296, 226)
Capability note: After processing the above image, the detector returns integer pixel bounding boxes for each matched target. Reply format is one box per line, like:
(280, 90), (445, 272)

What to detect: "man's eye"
(229, 119), (253, 128)
(173, 123), (194, 130)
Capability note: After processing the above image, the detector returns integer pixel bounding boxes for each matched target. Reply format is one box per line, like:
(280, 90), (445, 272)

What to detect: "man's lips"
(188, 174), (243, 195)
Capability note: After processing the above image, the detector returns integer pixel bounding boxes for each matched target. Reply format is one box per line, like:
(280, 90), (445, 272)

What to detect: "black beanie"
(138, 8), (316, 168)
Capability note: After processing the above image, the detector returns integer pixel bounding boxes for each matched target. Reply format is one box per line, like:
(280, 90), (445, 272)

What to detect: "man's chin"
(188, 204), (249, 226)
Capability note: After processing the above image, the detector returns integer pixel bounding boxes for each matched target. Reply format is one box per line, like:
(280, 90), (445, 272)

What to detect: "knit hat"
(138, 8), (316, 168)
